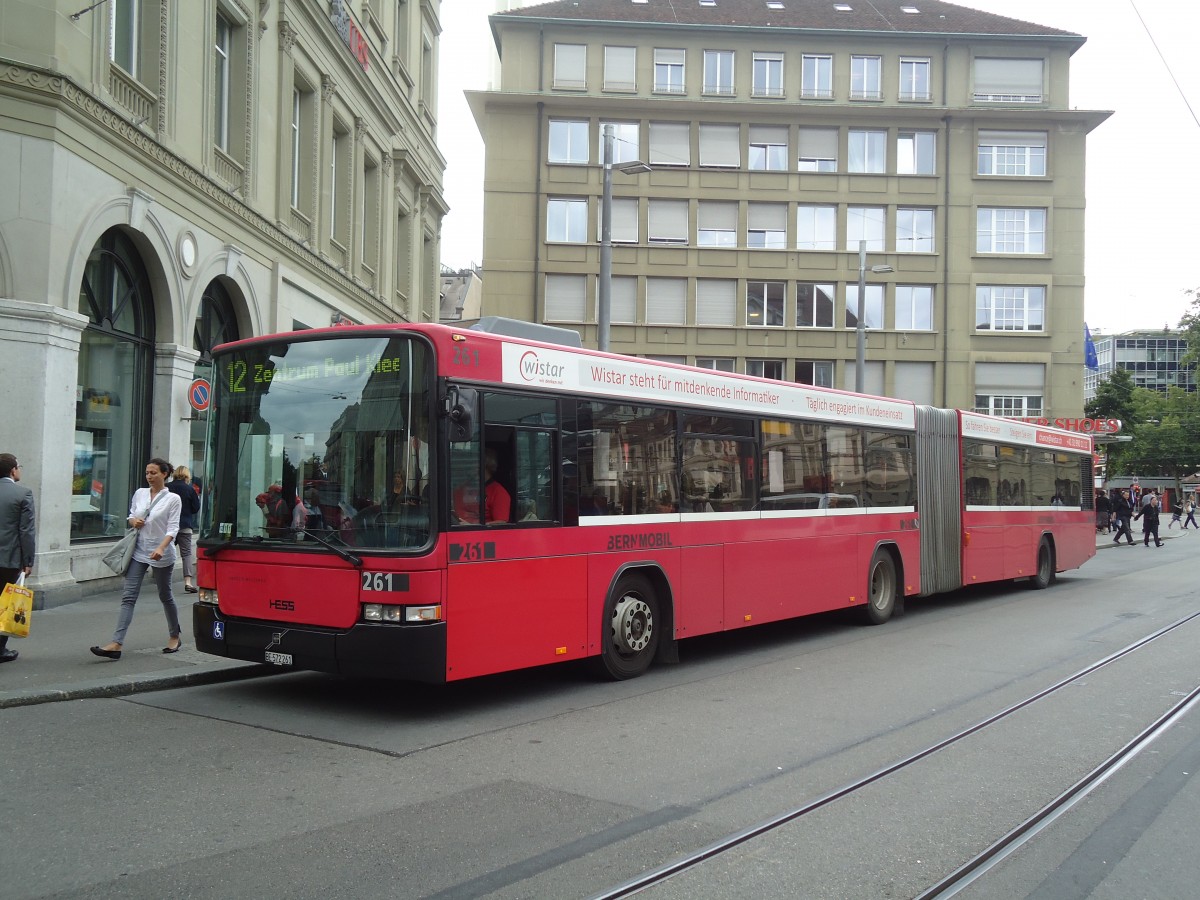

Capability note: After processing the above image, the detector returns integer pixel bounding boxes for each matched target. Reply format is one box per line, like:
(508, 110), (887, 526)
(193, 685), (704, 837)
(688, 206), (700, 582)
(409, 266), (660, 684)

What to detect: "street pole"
(598, 124), (614, 352)
(855, 239), (866, 393)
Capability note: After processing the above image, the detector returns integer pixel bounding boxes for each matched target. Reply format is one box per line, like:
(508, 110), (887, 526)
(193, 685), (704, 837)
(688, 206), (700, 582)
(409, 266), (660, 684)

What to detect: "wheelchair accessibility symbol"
(212, 622), (225, 640)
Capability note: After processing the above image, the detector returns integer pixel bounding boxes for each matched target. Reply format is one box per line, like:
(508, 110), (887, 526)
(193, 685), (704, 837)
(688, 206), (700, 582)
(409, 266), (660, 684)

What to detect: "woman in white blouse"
(90, 458), (183, 659)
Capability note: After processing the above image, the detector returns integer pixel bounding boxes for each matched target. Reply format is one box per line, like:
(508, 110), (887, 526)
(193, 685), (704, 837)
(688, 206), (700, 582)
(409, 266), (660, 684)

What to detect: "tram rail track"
(590, 609), (1200, 899)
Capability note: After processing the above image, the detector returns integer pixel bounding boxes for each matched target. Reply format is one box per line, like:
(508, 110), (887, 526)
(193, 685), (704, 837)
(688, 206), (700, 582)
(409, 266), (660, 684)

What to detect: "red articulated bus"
(193, 321), (1095, 681)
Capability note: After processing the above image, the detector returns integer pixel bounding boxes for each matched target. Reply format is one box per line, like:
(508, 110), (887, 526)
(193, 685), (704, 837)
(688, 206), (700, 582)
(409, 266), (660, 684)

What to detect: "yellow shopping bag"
(0, 574), (32, 638)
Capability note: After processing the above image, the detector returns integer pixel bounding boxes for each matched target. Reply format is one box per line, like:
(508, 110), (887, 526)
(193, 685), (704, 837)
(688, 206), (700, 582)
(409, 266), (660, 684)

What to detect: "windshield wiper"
(294, 528), (363, 567)
(202, 536), (263, 559)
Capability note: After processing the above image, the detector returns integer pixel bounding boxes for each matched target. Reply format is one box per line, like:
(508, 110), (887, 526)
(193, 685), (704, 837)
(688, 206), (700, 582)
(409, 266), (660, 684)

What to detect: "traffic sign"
(189, 378), (211, 412)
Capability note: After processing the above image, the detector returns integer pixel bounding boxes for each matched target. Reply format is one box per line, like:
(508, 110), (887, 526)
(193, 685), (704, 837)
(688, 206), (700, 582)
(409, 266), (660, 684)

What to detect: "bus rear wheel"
(862, 550), (897, 625)
(1029, 539), (1055, 590)
(596, 573), (660, 680)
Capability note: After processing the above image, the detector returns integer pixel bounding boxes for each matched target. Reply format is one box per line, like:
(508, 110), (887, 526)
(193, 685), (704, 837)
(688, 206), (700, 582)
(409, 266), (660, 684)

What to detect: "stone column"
(0, 299), (88, 606)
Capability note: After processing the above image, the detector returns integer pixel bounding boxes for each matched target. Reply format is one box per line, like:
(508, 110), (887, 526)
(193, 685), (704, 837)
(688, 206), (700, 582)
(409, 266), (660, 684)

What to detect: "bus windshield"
(201, 334), (433, 551)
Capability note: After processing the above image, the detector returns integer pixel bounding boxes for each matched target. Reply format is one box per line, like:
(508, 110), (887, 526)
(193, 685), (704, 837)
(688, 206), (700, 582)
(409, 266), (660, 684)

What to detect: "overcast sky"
(436, 0), (1200, 335)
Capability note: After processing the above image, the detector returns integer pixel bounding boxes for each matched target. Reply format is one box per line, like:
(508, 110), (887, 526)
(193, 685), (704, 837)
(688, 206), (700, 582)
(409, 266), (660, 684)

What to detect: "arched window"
(194, 279), (239, 363)
(187, 279), (241, 475)
(72, 228), (154, 540)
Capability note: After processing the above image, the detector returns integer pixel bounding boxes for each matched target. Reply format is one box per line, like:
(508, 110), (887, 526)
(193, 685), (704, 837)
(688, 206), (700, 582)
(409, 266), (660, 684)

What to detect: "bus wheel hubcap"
(612, 596), (652, 654)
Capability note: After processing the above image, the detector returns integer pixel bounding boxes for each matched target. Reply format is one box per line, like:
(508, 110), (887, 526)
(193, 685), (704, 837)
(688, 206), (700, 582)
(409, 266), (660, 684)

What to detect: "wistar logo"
(519, 350), (566, 382)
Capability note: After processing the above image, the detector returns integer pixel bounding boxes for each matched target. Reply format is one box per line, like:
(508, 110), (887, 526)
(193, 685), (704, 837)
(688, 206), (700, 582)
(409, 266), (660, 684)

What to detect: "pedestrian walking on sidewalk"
(0, 452), (36, 664)
(90, 458), (183, 660)
(1112, 490), (1135, 545)
(1185, 499), (1198, 531)
(1134, 493), (1163, 548)
(1095, 490), (1111, 534)
(1168, 501), (1184, 529)
(167, 465), (200, 593)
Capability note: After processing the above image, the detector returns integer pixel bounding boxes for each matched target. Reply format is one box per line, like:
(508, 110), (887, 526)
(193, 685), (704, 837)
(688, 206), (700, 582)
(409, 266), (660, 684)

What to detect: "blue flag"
(1084, 323), (1099, 370)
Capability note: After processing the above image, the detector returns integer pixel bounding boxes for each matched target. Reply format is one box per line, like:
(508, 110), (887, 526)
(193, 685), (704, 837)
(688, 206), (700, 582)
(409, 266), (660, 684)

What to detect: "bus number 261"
(362, 572), (398, 592)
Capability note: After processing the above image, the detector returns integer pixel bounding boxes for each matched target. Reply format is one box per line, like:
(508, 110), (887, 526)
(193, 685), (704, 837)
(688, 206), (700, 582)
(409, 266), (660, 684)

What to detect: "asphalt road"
(4, 540), (1199, 900)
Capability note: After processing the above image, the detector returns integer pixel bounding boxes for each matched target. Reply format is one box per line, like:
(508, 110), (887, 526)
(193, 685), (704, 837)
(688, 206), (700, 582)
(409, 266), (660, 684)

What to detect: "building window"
(796, 283), (836, 328)
(547, 198), (588, 243)
(420, 29), (435, 111)
(895, 285), (933, 330)
(604, 46), (636, 91)
(801, 54), (832, 99)
(110, 0), (141, 77)
(697, 357), (737, 372)
(796, 360), (834, 387)
(977, 208), (1046, 254)
(654, 48), (686, 94)
(73, 228), (154, 542)
(846, 284), (884, 329)
(696, 279), (737, 326)
(362, 154), (380, 270)
(546, 274), (587, 321)
(752, 52), (784, 97)
(747, 281), (785, 327)
(896, 208), (934, 253)
(699, 123), (740, 167)
(977, 130), (1047, 176)
(850, 55), (881, 100)
(747, 203), (786, 249)
(847, 206), (886, 251)
(647, 278), (686, 325)
(549, 119), (590, 164)
(290, 88), (302, 208)
(897, 131), (936, 175)
(599, 276), (637, 324)
(648, 199), (688, 244)
(973, 58), (1044, 103)
(899, 57), (931, 100)
(975, 286), (1045, 331)
(848, 129), (886, 173)
(975, 395), (1043, 418)
(796, 205), (836, 251)
(598, 197), (639, 244)
(748, 125), (788, 170)
(797, 127), (837, 172)
(554, 44), (587, 89)
(703, 49), (734, 95)
(214, 13), (232, 152)
(649, 121), (690, 166)
(599, 121), (640, 164)
(748, 359), (785, 380)
(698, 201), (737, 247)
(330, 121), (351, 246)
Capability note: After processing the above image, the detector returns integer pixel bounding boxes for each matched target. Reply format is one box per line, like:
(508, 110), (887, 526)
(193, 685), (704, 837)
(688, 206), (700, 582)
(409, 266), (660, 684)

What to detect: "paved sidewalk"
(0, 574), (271, 709)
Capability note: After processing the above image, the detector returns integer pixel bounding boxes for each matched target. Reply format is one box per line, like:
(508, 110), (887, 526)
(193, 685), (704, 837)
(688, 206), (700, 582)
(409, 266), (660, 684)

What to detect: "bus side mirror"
(446, 386), (477, 443)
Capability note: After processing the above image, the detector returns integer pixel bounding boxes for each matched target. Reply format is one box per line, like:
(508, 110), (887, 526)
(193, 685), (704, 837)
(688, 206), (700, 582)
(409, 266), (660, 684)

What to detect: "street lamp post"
(854, 239), (893, 393)
(598, 123), (649, 352)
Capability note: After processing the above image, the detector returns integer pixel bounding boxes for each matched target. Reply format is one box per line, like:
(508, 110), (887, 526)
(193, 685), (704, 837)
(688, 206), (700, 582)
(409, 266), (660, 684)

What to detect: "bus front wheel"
(596, 573), (660, 680)
(863, 550), (897, 625)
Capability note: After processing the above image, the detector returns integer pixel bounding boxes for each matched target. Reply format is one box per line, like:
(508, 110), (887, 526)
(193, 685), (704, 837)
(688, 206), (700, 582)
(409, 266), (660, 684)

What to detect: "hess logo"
(268, 599), (296, 611)
(519, 350), (565, 382)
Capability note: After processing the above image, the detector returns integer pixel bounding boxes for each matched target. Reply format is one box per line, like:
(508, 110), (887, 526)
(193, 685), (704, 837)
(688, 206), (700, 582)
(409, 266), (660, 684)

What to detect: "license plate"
(265, 651), (293, 666)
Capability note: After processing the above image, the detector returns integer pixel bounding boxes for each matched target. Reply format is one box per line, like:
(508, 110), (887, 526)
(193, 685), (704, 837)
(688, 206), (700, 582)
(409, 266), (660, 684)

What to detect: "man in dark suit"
(0, 452), (36, 662)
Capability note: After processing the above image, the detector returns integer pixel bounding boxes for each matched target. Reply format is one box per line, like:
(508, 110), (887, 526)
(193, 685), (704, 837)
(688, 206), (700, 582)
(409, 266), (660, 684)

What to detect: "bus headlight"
(198, 588), (219, 606)
(362, 603), (443, 623)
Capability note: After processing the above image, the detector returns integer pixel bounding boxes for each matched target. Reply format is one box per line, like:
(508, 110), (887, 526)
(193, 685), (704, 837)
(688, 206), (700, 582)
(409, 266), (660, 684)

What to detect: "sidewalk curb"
(0, 663), (278, 709)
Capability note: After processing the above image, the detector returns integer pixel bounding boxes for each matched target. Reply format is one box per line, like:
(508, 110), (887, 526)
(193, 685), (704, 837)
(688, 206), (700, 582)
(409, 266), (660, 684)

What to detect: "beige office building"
(469, 0), (1108, 420)
(0, 0), (445, 600)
